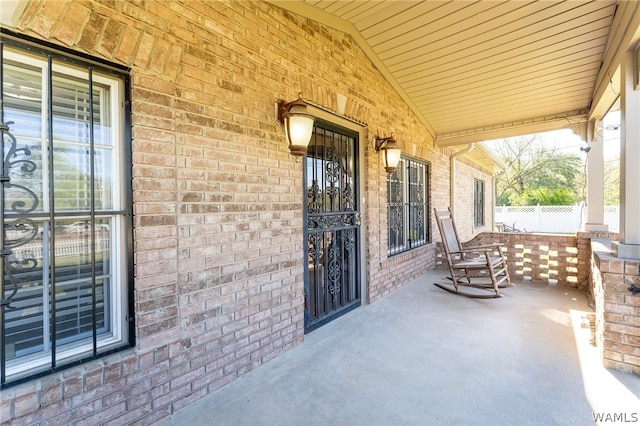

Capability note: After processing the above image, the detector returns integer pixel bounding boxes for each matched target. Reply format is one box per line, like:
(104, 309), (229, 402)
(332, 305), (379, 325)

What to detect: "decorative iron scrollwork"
(416, 208), (424, 227)
(344, 228), (354, 252)
(414, 182), (424, 202)
(327, 237), (341, 298)
(1, 117), (40, 309)
(308, 233), (321, 263)
(325, 147), (340, 183)
(325, 146), (340, 209)
(390, 205), (402, 234)
(326, 185), (339, 209)
(308, 213), (355, 230)
(308, 180), (320, 213)
(343, 182), (354, 211)
(389, 180), (402, 203)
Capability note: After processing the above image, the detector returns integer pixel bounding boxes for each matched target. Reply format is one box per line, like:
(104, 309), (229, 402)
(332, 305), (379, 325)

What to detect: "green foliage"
(604, 155), (620, 205)
(506, 187), (578, 206)
(489, 134), (584, 206)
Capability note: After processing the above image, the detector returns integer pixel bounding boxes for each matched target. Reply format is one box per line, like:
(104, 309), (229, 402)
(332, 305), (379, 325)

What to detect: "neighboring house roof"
(268, 1), (640, 147)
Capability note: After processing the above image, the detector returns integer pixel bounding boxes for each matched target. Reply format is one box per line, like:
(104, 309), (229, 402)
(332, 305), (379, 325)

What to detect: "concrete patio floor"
(155, 270), (640, 426)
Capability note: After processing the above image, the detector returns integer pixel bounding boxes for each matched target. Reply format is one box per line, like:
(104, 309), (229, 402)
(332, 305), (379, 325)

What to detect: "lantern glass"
(283, 104), (315, 156)
(383, 146), (402, 173)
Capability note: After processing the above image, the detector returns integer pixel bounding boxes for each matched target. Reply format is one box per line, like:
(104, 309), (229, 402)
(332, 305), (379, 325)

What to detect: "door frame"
(302, 105), (368, 332)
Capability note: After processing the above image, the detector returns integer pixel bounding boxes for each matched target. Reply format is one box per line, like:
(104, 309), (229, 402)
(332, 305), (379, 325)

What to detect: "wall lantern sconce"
(373, 134), (402, 173)
(276, 93), (315, 157)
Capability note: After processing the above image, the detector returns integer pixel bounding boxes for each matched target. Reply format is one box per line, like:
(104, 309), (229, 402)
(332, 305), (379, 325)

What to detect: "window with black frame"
(0, 35), (133, 386)
(474, 179), (485, 227)
(387, 157), (430, 256)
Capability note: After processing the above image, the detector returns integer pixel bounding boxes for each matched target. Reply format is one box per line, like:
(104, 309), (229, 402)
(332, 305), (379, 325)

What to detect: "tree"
(604, 155), (620, 205)
(489, 135), (584, 206)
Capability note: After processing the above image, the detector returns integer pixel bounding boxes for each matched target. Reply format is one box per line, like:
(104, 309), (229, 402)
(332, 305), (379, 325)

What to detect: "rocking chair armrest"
(462, 244), (504, 252)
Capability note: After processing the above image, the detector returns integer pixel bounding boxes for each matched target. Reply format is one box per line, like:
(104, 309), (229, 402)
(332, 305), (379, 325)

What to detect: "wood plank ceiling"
(269, 0), (619, 147)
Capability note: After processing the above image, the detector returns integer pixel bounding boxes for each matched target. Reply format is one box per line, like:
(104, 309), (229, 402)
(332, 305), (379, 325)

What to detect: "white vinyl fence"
(494, 204), (619, 233)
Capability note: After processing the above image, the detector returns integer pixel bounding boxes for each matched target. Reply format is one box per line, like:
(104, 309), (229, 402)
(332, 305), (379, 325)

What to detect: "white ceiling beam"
(589, 1), (640, 120)
(435, 111), (587, 147)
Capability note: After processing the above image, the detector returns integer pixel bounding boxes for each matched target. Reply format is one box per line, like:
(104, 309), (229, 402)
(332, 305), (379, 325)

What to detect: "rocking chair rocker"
(434, 208), (513, 299)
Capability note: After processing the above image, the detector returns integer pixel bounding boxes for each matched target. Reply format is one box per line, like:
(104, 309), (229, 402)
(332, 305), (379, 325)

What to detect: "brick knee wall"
(591, 240), (640, 375)
(464, 232), (586, 288)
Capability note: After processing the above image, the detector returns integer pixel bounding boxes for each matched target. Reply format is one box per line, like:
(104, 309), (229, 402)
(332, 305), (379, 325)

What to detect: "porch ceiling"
(268, 1), (639, 147)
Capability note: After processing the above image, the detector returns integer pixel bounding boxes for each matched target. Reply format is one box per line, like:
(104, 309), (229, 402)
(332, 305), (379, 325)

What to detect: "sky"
(484, 109), (621, 161)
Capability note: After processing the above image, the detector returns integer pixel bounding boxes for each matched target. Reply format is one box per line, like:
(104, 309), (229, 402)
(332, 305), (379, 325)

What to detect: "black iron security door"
(304, 122), (360, 333)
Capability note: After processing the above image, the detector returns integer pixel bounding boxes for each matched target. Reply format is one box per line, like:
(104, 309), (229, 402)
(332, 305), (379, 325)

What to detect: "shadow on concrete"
(155, 270), (639, 426)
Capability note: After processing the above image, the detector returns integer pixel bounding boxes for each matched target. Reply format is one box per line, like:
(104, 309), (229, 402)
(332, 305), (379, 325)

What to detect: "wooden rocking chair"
(434, 208), (513, 299)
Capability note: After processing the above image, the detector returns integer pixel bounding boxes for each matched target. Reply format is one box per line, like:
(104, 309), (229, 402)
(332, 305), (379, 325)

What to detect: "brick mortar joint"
(4, 350), (144, 413)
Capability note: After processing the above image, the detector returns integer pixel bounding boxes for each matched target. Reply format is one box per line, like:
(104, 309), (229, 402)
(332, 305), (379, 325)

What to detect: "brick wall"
(466, 232), (587, 288)
(0, 1), (496, 424)
(436, 230), (619, 292)
(590, 239), (640, 374)
(452, 156), (495, 242)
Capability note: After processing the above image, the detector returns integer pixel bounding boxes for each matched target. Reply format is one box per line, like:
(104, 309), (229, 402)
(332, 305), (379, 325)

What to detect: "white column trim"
(614, 49), (640, 259)
(584, 118), (608, 232)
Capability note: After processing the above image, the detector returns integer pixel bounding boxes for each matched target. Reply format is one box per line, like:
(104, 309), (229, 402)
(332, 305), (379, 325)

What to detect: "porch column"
(613, 48), (640, 259)
(584, 118), (608, 231)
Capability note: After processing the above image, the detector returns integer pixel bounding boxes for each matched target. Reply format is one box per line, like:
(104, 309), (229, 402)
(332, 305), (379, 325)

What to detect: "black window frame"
(387, 156), (430, 256)
(0, 30), (134, 388)
(474, 179), (485, 228)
